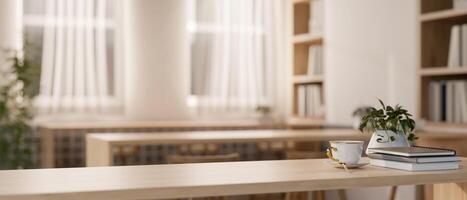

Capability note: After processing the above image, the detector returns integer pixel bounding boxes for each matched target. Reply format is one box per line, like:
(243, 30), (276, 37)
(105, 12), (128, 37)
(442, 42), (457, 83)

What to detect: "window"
(187, 0), (285, 116)
(23, 0), (122, 114)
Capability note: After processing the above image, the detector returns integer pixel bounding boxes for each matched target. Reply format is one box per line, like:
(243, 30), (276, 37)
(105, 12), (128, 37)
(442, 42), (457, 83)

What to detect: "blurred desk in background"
(39, 120), (285, 168)
(86, 129), (366, 167)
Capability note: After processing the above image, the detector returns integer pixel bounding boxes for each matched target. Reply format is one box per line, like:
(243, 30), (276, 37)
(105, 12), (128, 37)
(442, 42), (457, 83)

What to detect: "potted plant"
(359, 99), (417, 154)
(352, 106), (372, 130)
(0, 46), (39, 169)
(256, 105), (272, 123)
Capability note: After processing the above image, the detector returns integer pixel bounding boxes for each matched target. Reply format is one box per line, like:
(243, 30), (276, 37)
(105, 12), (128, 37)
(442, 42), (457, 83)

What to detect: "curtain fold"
(190, 0), (288, 118)
(34, 0), (120, 114)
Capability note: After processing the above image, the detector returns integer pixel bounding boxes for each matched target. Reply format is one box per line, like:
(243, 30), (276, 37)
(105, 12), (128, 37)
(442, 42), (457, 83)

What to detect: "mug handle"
(326, 147), (340, 163)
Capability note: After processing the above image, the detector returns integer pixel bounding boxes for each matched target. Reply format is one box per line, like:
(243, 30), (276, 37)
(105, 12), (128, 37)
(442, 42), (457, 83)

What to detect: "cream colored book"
(448, 25), (461, 68)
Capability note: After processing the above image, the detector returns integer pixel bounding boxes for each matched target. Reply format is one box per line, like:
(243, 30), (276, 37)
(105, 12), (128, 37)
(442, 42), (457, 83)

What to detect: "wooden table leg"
(338, 189), (347, 200)
(433, 183), (467, 200)
(389, 186), (397, 200)
(86, 137), (112, 167)
(40, 128), (55, 168)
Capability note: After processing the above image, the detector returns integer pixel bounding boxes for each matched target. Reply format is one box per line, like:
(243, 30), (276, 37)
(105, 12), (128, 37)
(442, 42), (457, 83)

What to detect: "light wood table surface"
(1, 158), (466, 200)
(86, 129), (367, 166)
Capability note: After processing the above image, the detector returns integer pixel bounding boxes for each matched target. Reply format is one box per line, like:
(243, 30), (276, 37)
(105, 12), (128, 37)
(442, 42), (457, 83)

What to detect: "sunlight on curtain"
(188, 0), (287, 118)
(31, 0), (121, 114)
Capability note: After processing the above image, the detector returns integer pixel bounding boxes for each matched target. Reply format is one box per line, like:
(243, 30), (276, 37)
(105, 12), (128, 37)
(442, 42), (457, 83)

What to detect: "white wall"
(0, 0), (22, 66)
(325, 0), (418, 200)
(325, 0), (418, 126)
(122, 0), (190, 120)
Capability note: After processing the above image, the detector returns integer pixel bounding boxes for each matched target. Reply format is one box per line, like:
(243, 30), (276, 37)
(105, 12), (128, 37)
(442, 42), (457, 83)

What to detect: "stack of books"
(368, 146), (460, 171)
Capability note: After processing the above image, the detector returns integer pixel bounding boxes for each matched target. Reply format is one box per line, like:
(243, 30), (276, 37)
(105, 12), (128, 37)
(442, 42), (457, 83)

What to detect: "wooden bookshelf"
(289, 0), (325, 127)
(419, 67), (467, 76)
(418, 0), (467, 128)
(286, 116), (325, 128)
(293, 34), (323, 44)
(293, 75), (323, 84)
(420, 9), (467, 22)
(293, 0), (309, 5)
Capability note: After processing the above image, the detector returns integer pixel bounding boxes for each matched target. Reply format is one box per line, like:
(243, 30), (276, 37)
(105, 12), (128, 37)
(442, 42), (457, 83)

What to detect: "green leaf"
(378, 99), (385, 109)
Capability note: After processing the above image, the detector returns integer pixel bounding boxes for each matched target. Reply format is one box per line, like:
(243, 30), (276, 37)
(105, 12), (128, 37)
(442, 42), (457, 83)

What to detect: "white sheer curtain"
(33, 0), (121, 114)
(189, 0), (287, 118)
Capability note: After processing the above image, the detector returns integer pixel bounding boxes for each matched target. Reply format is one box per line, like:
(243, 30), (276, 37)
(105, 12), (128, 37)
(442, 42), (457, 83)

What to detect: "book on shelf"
(297, 84), (323, 117)
(447, 24), (467, 67)
(454, 0), (467, 10)
(309, 0), (323, 35)
(297, 85), (307, 117)
(307, 45), (323, 76)
(369, 146), (459, 171)
(428, 80), (467, 123)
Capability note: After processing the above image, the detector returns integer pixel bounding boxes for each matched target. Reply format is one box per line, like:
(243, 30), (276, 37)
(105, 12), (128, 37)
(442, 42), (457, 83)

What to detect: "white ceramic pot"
(365, 130), (410, 155)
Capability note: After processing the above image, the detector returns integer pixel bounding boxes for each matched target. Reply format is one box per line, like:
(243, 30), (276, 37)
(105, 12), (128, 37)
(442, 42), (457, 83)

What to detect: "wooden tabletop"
(38, 120), (281, 130)
(1, 158), (466, 200)
(87, 129), (367, 145)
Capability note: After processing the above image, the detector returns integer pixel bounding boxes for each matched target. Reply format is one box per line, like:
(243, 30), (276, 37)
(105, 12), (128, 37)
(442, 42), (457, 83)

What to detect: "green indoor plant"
(0, 47), (39, 169)
(358, 99), (417, 154)
(351, 106), (372, 130)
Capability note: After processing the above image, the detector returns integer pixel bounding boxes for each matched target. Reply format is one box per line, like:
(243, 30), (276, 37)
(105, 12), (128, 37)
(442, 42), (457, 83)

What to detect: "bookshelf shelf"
(419, 67), (467, 76)
(293, 75), (323, 84)
(293, 34), (323, 44)
(287, 117), (325, 127)
(423, 121), (467, 129)
(293, 0), (309, 5)
(420, 9), (467, 22)
(289, 0), (325, 125)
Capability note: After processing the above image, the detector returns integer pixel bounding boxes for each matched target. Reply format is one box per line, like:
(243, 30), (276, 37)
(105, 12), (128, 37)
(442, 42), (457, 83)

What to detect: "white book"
(446, 81), (455, 122)
(430, 81), (441, 122)
(454, 81), (464, 123)
(462, 81), (467, 123)
(448, 25), (461, 68)
(316, 46), (323, 75)
(309, 0), (324, 35)
(454, 0), (467, 10)
(313, 47), (320, 75)
(368, 153), (460, 163)
(462, 24), (467, 66)
(305, 85), (314, 116)
(307, 46), (314, 76)
(429, 82), (441, 122)
(297, 85), (306, 117)
(370, 159), (459, 171)
(313, 86), (321, 116)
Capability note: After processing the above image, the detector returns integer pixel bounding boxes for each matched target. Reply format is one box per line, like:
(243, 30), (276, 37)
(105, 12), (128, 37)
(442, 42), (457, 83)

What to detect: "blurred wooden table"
(1, 158), (466, 200)
(86, 129), (367, 166)
(39, 120), (284, 168)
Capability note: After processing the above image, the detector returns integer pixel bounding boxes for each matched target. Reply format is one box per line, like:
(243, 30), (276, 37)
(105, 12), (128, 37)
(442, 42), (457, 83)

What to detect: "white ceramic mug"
(326, 140), (364, 165)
